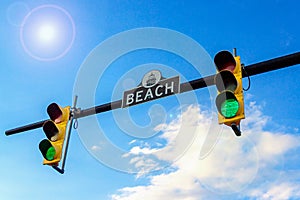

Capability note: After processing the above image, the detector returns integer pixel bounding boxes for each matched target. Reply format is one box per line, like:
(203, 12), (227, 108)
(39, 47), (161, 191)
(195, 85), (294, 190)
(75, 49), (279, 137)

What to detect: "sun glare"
(38, 24), (57, 43)
(20, 4), (75, 61)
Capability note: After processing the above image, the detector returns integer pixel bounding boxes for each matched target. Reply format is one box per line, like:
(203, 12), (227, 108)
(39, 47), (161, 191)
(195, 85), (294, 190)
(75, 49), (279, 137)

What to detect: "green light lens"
(45, 146), (56, 161)
(221, 99), (239, 118)
(39, 139), (57, 161)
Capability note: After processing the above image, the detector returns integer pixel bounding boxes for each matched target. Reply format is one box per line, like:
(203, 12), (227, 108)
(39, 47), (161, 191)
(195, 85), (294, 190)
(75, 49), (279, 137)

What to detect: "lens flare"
(38, 24), (57, 43)
(20, 4), (75, 61)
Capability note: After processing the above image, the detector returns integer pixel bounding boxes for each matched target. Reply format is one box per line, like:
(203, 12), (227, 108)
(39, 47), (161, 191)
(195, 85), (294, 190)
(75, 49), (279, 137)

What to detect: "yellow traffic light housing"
(214, 51), (245, 135)
(39, 103), (70, 166)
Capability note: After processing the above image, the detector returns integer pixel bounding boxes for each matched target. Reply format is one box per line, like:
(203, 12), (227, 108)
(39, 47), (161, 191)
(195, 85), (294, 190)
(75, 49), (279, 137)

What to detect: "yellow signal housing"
(223, 55), (245, 126)
(214, 51), (245, 127)
(39, 105), (70, 166)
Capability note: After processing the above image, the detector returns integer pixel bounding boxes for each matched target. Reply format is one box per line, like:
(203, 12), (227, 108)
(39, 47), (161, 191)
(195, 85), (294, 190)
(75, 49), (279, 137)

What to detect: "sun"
(20, 4), (75, 61)
(37, 24), (57, 43)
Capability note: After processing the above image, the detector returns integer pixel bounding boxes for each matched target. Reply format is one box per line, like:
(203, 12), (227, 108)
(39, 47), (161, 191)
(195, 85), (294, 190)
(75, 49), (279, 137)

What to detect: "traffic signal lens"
(39, 139), (56, 161)
(214, 51), (236, 72)
(215, 70), (237, 92)
(45, 146), (56, 161)
(221, 99), (239, 118)
(43, 121), (59, 141)
(216, 91), (240, 118)
(47, 103), (63, 122)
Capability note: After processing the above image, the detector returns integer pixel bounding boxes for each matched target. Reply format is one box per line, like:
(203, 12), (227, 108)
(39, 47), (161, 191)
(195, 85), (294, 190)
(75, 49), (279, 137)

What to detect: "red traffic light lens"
(47, 103), (63, 122)
(214, 51), (236, 72)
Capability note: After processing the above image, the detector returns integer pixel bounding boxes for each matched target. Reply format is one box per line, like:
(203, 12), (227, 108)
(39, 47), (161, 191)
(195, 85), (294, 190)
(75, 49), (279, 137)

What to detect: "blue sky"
(1, 0), (300, 199)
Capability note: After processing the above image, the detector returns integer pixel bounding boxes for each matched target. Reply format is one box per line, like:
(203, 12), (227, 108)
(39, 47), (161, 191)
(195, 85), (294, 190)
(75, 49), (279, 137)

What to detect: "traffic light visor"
(216, 91), (240, 118)
(39, 139), (56, 161)
(47, 103), (63, 122)
(214, 51), (236, 72)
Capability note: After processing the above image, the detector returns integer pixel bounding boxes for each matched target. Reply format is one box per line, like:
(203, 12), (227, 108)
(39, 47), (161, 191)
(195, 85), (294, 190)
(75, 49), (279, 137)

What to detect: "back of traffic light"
(39, 103), (71, 171)
(214, 50), (245, 136)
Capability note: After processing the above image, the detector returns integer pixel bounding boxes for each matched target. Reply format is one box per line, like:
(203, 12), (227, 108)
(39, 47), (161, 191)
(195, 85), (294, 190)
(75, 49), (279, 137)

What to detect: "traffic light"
(39, 103), (70, 166)
(214, 50), (245, 136)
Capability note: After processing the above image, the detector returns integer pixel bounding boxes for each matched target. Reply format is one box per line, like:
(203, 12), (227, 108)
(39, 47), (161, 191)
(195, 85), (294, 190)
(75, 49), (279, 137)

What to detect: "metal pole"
(5, 51), (300, 134)
(233, 48), (237, 57)
(61, 95), (78, 172)
(75, 51), (300, 119)
(242, 51), (300, 77)
(5, 120), (47, 136)
(51, 95), (78, 174)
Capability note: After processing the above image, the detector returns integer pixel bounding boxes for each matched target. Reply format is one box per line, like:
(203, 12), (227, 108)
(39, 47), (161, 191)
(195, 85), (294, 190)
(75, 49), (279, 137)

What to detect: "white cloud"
(248, 182), (300, 200)
(111, 102), (300, 200)
(255, 131), (298, 161)
(127, 146), (160, 155)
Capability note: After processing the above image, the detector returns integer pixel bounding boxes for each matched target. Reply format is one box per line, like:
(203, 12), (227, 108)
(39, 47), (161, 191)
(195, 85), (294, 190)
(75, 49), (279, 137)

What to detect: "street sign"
(122, 70), (180, 108)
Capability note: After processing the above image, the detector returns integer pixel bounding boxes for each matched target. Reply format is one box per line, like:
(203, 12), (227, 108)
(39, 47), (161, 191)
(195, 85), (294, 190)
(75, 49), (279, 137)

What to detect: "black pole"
(5, 51), (300, 135)
(76, 100), (123, 118)
(60, 95), (78, 172)
(75, 51), (300, 119)
(243, 52), (300, 77)
(5, 120), (47, 136)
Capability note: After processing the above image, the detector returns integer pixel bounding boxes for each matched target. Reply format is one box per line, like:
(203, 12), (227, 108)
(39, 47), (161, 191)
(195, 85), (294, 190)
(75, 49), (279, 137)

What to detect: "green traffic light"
(221, 99), (239, 118)
(39, 139), (56, 161)
(45, 146), (56, 161)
